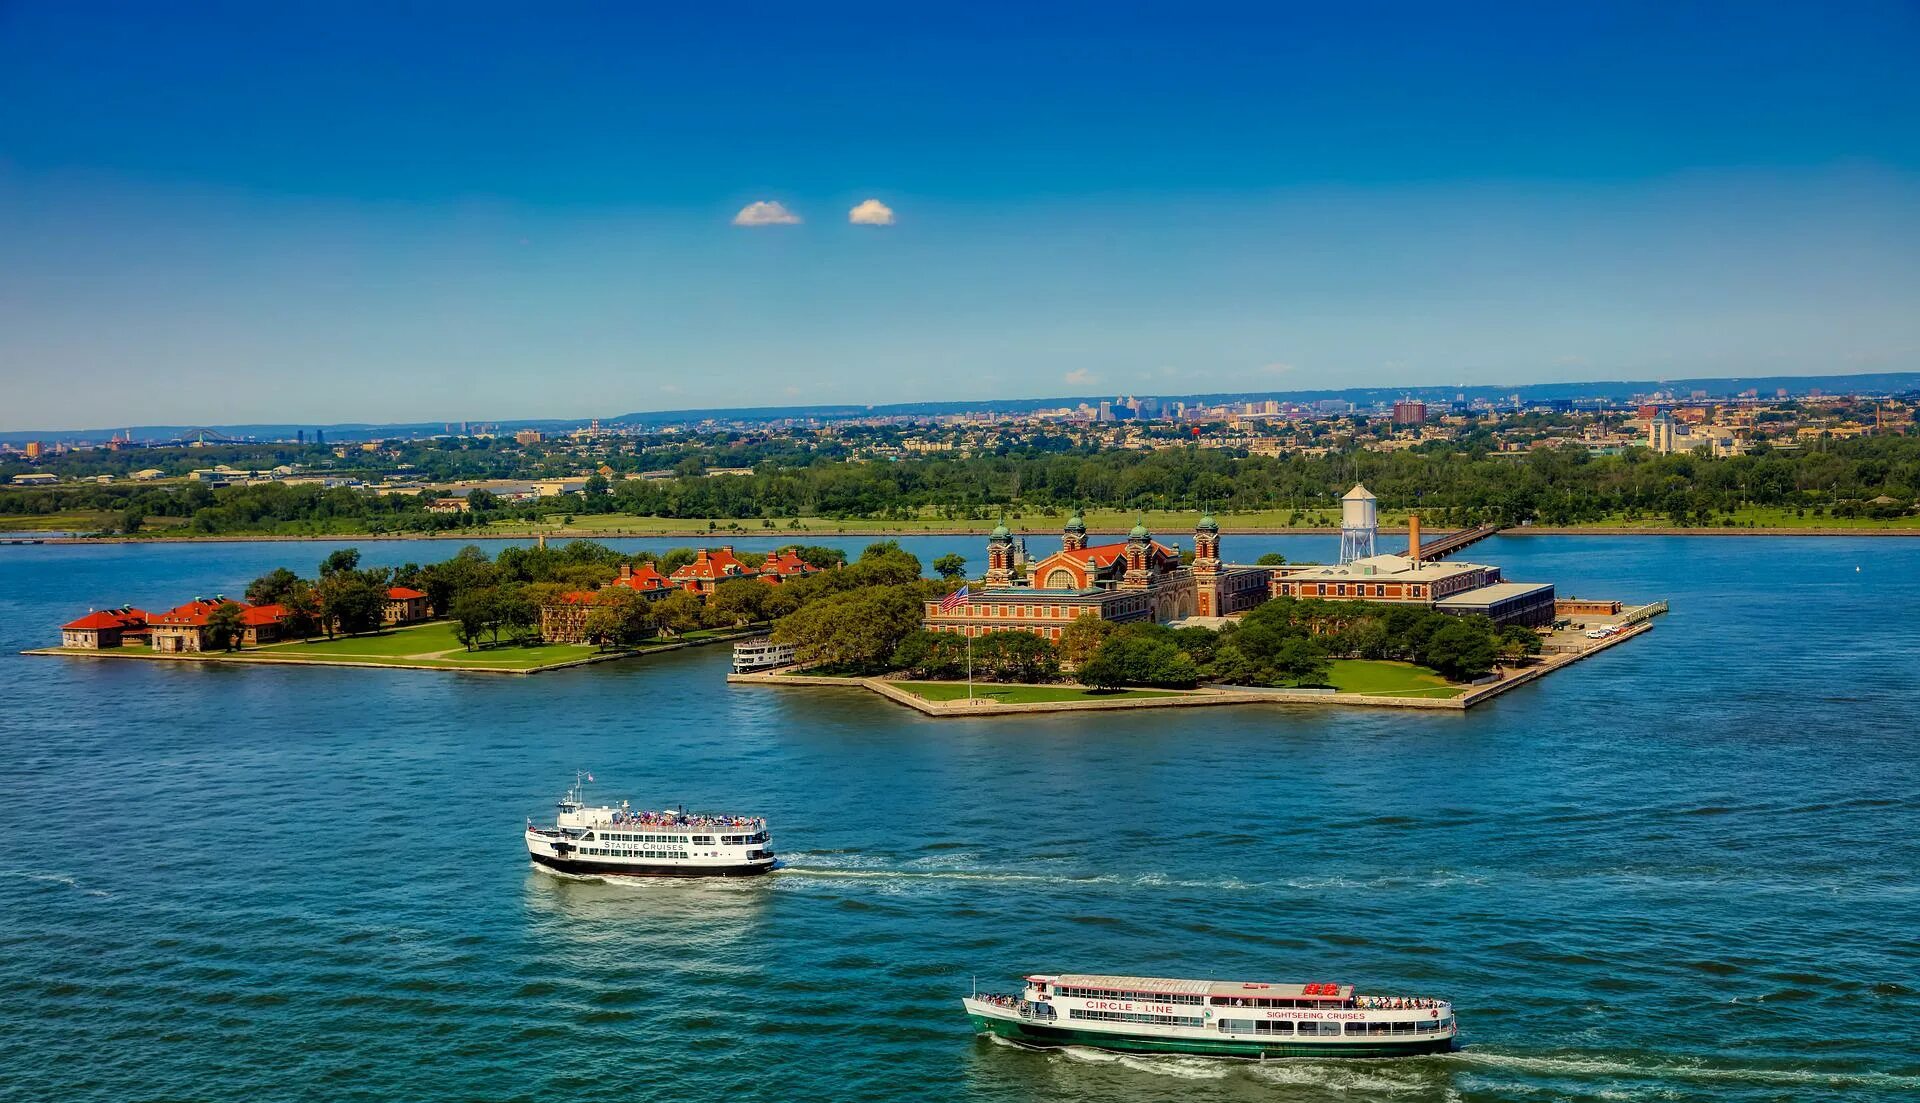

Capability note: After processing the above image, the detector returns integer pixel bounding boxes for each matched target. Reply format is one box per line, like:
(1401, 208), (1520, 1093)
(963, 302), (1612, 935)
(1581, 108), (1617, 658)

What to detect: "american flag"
(939, 584), (969, 613)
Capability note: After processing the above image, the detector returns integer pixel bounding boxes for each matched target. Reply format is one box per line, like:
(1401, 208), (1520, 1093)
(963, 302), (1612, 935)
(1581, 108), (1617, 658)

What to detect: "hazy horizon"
(4, 4), (1917, 429)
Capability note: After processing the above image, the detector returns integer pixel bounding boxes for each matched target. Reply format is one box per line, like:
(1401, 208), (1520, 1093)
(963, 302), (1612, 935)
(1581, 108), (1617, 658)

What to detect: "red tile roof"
(149, 598), (232, 627)
(611, 563), (671, 592)
(62, 608), (148, 631)
(671, 546), (753, 583)
(241, 604), (286, 626)
(386, 586), (427, 601)
(759, 550), (822, 578)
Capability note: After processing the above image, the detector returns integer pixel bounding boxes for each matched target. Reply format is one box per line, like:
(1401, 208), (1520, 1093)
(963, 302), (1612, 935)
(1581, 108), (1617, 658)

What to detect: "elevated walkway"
(1417, 523), (1503, 561)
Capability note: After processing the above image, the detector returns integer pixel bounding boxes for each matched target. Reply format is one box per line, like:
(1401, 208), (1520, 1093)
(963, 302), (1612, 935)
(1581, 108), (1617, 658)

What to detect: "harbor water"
(2, 534), (1917, 1102)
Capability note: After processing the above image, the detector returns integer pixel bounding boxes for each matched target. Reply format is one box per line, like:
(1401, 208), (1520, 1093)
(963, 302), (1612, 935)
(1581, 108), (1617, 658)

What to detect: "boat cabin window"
(1296, 1021), (1341, 1036)
(691, 835), (715, 844)
(1056, 985), (1203, 1006)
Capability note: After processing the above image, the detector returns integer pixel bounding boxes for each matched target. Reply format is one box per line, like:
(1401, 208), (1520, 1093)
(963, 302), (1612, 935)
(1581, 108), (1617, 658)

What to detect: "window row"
(581, 847), (685, 859)
(1067, 1010), (1204, 1027)
(1210, 997), (1340, 1009)
(1345, 1018), (1451, 1035)
(1057, 986), (1204, 1005)
(602, 833), (691, 844)
(721, 832), (769, 845)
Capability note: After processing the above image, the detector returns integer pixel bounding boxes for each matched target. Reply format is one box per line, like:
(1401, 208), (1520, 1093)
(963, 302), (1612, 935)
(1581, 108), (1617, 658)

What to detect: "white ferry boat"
(963, 973), (1456, 1059)
(524, 775), (775, 878)
(731, 637), (797, 673)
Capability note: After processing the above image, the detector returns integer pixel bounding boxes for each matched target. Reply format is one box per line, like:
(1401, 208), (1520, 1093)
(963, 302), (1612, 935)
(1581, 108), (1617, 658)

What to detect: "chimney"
(1408, 515), (1422, 564)
(619, 563), (632, 580)
(695, 549), (709, 563)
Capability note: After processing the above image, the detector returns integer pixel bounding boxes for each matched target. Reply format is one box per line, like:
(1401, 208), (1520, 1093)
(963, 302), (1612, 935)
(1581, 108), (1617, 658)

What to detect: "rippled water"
(3, 535), (1917, 1102)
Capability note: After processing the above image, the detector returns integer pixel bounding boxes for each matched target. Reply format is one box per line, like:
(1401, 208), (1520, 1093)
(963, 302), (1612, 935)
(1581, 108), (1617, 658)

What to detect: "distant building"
(514, 429), (544, 445)
(9, 472), (58, 486)
(24, 441), (43, 459)
(1392, 400), (1427, 426)
(1648, 411), (1676, 454)
(427, 497), (470, 513)
(922, 513), (1268, 641)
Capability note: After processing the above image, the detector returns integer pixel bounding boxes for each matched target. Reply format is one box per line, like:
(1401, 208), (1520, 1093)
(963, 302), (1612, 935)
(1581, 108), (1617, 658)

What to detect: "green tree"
(772, 582), (937, 674)
(653, 589), (706, 636)
(245, 567), (303, 607)
(707, 578), (770, 627)
(206, 601), (247, 651)
(466, 488), (499, 511)
(1057, 614), (1115, 666)
(450, 588), (500, 650)
(976, 631), (1060, 683)
(582, 589), (656, 648)
(932, 553), (968, 581)
(119, 506), (146, 534)
(1255, 552), (1287, 566)
(318, 547), (361, 577)
(319, 574), (384, 637)
(280, 582), (321, 640)
(1421, 620), (1498, 681)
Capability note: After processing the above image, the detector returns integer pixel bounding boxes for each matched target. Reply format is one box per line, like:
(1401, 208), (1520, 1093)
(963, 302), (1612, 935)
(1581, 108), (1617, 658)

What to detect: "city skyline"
(3, 4), (1918, 428)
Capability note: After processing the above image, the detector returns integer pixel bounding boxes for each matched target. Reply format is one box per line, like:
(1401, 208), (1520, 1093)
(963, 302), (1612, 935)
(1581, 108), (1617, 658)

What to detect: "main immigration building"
(922, 491), (1556, 640)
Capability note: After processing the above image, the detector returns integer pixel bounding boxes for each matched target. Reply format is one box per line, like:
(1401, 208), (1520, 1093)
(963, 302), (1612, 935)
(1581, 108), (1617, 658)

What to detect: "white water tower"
(1339, 484), (1377, 564)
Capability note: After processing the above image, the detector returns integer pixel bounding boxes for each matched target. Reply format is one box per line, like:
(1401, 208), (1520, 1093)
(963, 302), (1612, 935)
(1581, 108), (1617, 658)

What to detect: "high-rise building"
(1392, 400), (1428, 426)
(25, 441), (43, 459)
(1648, 411), (1676, 454)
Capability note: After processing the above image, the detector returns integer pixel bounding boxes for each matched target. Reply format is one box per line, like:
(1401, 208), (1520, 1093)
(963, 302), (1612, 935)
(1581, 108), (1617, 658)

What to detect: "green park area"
(1316, 659), (1468, 698)
(243, 619), (748, 670)
(891, 681), (1187, 704)
(250, 620), (603, 670)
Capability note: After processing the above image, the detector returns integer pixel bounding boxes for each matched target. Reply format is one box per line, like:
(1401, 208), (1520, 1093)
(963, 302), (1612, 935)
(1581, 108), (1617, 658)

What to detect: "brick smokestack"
(1409, 515), (1422, 564)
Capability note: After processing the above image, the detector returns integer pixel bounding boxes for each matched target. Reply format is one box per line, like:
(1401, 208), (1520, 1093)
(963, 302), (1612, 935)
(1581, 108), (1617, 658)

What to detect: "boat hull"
(529, 852), (774, 878)
(969, 1014), (1455, 1060)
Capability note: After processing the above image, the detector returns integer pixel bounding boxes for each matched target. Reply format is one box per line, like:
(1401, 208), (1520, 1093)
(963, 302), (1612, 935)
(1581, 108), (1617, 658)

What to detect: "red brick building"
(60, 607), (149, 649)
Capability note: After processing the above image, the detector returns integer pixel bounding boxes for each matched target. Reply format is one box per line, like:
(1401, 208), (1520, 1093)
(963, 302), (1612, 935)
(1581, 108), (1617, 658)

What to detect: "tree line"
(870, 596), (1539, 689)
(8, 432), (1915, 533)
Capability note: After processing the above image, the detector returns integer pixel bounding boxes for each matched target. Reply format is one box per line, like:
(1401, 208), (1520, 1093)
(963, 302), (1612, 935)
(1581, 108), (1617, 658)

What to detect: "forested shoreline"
(5, 434), (1916, 535)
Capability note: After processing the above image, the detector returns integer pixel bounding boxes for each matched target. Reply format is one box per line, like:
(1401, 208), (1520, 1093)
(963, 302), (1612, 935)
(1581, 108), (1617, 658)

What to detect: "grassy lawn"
(1310, 659), (1465, 698)
(892, 681), (1187, 703)
(253, 620), (602, 669)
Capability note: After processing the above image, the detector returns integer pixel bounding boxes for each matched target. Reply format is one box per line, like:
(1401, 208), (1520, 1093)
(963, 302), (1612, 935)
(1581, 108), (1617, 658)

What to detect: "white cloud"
(1064, 368), (1096, 386)
(732, 200), (801, 226)
(1260, 361), (1298, 375)
(848, 198), (895, 226)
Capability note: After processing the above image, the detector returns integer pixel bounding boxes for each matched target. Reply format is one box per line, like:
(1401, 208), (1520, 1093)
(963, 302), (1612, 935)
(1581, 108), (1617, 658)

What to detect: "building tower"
(1192, 510), (1221, 616)
(1062, 509), (1088, 552)
(1648, 411), (1675, 454)
(1121, 519), (1154, 589)
(985, 519), (1015, 586)
(1338, 484), (1378, 565)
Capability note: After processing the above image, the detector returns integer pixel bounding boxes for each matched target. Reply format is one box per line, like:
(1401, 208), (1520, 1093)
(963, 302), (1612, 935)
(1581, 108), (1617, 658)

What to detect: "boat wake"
(1443, 1049), (1920, 1091)
(2, 869), (109, 897)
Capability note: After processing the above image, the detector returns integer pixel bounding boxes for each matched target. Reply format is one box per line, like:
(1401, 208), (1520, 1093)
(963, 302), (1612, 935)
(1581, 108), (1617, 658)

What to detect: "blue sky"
(2, 2), (1917, 429)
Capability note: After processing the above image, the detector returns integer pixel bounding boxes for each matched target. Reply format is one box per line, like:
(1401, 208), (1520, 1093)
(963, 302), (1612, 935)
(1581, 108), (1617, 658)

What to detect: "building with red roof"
(539, 561), (678, 643)
(148, 597), (289, 652)
(383, 585), (429, 625)
(609, 561), (673, 598)
(60, 607), (149, 649)
(670, 546), (756, 596)
(757, 549), (824, 585)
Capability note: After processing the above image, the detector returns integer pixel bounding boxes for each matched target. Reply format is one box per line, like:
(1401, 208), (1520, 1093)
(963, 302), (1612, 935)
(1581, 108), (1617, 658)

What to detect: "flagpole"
(966, 630), (974, 700)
